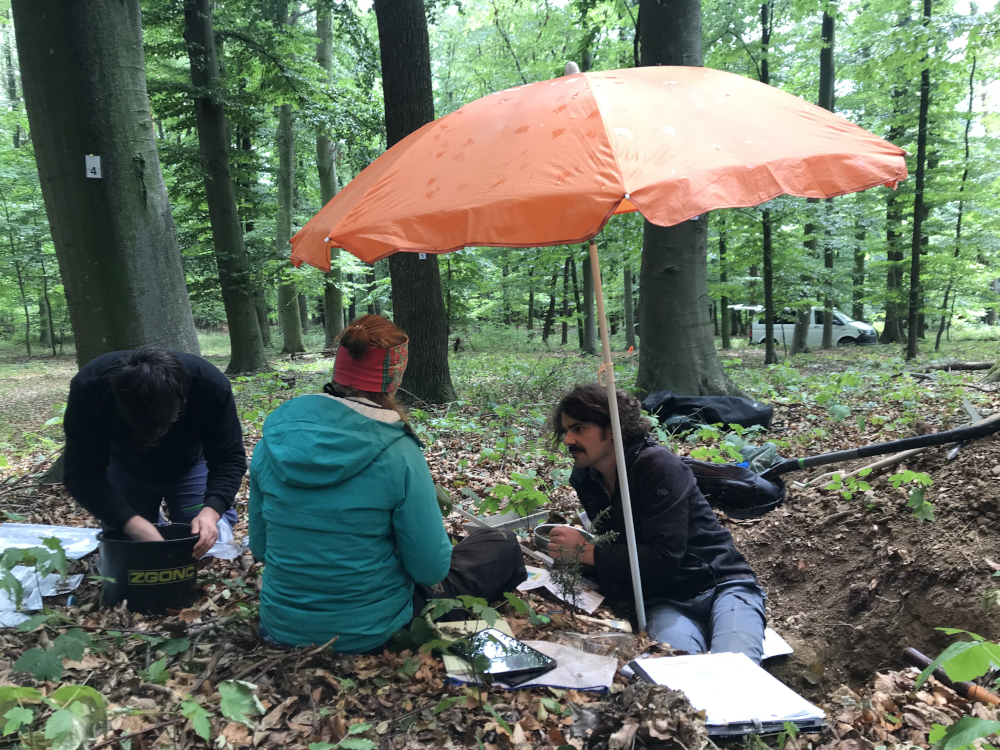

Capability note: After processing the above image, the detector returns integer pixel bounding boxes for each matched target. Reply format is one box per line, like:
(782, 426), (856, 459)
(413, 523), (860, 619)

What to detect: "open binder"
(627, 652), (826, 737)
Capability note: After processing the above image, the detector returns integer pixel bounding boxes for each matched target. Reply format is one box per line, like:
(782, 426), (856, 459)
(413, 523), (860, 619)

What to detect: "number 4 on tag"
(85, 155), (102, 179)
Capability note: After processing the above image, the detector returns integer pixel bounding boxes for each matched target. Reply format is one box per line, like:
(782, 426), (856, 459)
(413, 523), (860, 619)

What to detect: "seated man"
(548, 384), (767, 664)
(63, 347), (245, 558)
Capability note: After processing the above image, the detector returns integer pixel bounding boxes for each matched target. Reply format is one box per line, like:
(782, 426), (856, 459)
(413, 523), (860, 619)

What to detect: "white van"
(751, 307), (877, 347)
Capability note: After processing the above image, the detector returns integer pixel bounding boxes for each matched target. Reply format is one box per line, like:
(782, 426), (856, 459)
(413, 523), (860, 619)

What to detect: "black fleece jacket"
(63, 351), (246, 530)
(570, 436), (756, 602)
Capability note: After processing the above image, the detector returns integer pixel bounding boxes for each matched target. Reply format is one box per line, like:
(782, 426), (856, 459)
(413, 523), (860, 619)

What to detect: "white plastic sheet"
(0, 567), (84, 628)
(0, 523), (100, 559)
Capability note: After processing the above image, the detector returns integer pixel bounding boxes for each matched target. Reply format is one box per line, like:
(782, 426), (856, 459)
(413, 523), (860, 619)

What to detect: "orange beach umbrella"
(290, 66), (907, 633)
(291, 66), (905, 268)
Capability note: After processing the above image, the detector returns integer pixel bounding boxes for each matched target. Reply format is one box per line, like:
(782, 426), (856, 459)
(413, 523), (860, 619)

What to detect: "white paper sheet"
(516, 565), (605, 614)
(762, 627), (794, 659)
(631, 652), (825, 727)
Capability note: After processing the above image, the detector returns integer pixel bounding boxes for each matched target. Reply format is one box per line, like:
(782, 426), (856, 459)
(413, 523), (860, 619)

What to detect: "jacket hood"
(259, 395), (410, 488)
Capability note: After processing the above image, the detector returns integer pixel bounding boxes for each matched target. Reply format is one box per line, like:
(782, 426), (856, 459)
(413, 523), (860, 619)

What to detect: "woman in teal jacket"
(249, 315), (452, 652)
(250, 315), (526, 653)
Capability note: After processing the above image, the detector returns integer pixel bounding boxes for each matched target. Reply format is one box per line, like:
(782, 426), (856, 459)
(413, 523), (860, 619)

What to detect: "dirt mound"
(730, 433), (1000, 696)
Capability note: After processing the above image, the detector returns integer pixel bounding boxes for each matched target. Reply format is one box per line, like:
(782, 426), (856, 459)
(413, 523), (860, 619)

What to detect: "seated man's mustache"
(569, 446), (585, 454)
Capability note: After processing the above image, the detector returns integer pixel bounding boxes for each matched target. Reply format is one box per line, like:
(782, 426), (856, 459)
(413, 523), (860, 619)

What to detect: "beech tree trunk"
(317, 8), (343, 349)
(541, 267), (557, 342)
(819, 10), (836, 349)
(184, 0), (267, 372)
(12, 0), (199, 367)
(561, 257), (570, 345)
(881, 90), (907, 344)
(635, 0), (740, 396)
(374, 0), (455, 403)
(4, 13), (21, 149)
(571, 256), (583, 348)
(760, 2), (776, 364)
(624, 266), (636, 350)
(582, 248), (597, 355)
(853, 221), (865, 322)
(719, 216), (730, 351)
(937, 56), (974, 352)
(276, 102), (305, 353)
(907, 0), (932, 361)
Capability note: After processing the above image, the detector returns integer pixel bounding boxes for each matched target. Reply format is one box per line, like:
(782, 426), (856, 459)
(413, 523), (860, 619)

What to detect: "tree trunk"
(907, 0), (932, 361)
(12, 0), (199, 367)
(719, 216), (730, 350)
(570, 255), (583, 348)
(853, 221), (865, 321)
(276, 102), (305, 353)
(819, 9), (836, 349)
(254, 288), (271, 347)
(582, 247), (597, 354)
(759, 3), (775, 363)
(624, 266), (636, 350)
(881, 94), (907, 344)
(374, 0), (454, 403)
(561, 257), (570, 345)
(937, 56), (974, 352)
(636, 216), (739, 395)
(298, 293), (309, 330)
(763, 209), (777, 364)
(636, 0), (738, 395)
(348, 274), (357, 322)
(184, 0), (267, 373)
(38, 295), (51, 347)
(366, 264), (377, 314)
(317, 7), (343, 349)
(541, 267), (557, 342)
(40, 256), (57, 355)
(4, 13), (21, 149)
(527, 266), (535, 330)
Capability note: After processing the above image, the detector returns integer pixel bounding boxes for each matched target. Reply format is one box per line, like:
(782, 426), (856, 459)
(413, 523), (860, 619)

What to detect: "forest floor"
(1, 330), (1000, 750)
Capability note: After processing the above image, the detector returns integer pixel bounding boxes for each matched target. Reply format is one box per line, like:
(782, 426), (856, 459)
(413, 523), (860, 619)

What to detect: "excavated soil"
(728, 431), (1000, 696)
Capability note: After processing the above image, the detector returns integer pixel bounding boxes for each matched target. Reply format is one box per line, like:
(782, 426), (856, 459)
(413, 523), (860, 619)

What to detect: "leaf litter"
(4, 347), (1000, 748)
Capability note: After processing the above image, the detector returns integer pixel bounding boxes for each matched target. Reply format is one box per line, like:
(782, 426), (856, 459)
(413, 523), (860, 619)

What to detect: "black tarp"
(642, 390), (773, 432)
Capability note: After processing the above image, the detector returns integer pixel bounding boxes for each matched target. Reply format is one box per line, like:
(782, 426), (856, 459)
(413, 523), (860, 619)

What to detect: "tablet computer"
(451, 628), (557, 685)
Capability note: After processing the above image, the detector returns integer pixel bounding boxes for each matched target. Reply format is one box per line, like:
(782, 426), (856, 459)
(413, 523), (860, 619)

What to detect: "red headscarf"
(333, 338), (409, 395)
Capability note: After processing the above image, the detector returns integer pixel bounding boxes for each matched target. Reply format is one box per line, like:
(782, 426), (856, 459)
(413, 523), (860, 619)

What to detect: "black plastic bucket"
(97, 524), (199, 614)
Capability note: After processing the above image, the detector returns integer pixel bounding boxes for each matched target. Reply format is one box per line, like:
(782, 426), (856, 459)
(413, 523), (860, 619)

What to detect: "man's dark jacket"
(63, 351), (246, 529)
(570, 435), (756, 602)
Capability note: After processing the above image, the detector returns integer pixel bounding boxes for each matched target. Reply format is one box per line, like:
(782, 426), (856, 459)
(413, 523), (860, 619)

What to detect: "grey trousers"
(646, 580), (767, 665)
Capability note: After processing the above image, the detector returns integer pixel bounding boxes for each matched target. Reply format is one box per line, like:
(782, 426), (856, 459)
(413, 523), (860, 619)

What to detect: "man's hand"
(548, 526), (595, 566)
(123, 516), (165, 543)
(190, 508), (221, 558)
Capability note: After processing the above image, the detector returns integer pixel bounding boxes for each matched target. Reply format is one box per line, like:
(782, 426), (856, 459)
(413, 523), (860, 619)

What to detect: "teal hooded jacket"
(248, 394), (452, 653)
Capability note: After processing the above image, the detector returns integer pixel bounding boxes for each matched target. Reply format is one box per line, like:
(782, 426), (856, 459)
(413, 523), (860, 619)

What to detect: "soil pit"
(729, 434), (1000, 696)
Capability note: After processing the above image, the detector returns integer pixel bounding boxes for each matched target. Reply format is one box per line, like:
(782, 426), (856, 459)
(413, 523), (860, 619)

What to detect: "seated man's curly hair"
(551, 384), (651, 446)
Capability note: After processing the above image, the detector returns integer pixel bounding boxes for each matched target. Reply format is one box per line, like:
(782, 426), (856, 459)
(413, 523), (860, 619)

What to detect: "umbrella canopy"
(291, 65), (906, 269)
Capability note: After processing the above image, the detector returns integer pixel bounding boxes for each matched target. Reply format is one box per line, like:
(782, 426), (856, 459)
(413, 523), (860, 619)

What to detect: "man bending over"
(64, 348), (245, 558)
(548, 384), (767, 664)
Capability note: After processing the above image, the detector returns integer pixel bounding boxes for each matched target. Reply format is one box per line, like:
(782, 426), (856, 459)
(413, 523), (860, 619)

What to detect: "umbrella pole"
(588, 238), (647, 633)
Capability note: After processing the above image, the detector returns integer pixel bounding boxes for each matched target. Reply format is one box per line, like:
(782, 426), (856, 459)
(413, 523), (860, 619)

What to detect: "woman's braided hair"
(550, 384), (651, 446)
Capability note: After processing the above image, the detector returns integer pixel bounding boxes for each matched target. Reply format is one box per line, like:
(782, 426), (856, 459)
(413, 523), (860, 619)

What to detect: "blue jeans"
(106, 459), (238, 529)
(646, 580), (767, 665)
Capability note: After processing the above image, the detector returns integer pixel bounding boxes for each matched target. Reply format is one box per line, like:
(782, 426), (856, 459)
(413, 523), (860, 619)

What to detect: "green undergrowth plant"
(824, 468), (873, 500)
(913, 629), (1000, 750)
(889, 469), (935, 522)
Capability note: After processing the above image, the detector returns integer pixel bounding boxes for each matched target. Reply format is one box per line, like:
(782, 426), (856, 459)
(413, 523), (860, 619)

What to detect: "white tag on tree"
(85, 155), (102, 179)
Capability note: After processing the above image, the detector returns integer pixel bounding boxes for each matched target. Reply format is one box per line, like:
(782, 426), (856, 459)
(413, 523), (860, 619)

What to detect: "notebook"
(628, 652), (826, 736)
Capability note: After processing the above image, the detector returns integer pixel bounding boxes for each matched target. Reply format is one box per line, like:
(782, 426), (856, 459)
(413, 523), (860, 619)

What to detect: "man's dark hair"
(551, 384), (651, 445)
(106, 347), (188, 450)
